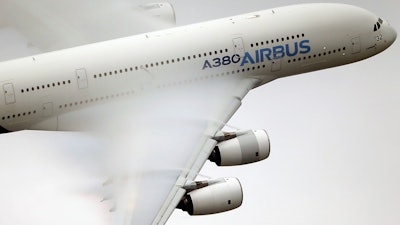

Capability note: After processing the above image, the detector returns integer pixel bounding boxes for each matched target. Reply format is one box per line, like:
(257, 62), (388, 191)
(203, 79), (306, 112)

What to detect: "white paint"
(0, 1), (398, 225)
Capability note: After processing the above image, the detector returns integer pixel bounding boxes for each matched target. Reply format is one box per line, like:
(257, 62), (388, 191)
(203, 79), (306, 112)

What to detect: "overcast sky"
(0, 1), (398, 225)
(164, 0), (400, 225)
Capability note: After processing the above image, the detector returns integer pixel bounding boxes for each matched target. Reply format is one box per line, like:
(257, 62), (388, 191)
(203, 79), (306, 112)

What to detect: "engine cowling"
(177, 178), (243, 215)
(209, 130), (270, 166)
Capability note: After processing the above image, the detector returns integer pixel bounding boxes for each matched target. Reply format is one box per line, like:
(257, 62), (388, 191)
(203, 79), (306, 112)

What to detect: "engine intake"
(177, 178), (243, 215)
(209, 130), (270, 166)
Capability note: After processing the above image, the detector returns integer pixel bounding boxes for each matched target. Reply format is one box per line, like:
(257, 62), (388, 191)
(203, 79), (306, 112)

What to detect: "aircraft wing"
(0, 0), (176, 53)
(0, 76), (260, 225)
(151, 78), (260, 224)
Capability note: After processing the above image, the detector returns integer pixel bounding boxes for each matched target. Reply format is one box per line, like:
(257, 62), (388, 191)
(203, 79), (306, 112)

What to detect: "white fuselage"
(0, 3), (396, 132)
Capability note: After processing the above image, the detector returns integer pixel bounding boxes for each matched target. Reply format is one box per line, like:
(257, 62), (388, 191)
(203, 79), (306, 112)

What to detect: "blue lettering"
(212, 58), (221, 67)
(222, 56), (231, 65)
(232, 54), (241, 63)
(255, 50), (260, 63)
(240, 52), (255, 66)
(285, 42), (299, 57)
(273, 46), (285, 59)
(202, 60), (212, 70)
(203, 40), (311, 69)
(260, 48), (272, 61)
(299, 40), (311, 54)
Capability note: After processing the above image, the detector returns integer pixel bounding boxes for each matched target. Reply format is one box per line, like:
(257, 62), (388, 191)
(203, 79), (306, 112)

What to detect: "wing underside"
(0, 76), (259, 225)
(154, 78), (258, 224)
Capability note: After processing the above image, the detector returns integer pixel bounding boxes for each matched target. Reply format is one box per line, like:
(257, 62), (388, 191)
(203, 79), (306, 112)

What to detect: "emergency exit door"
(351, 36), (361, 54)
(233, 37), (245, 57)
(76, 68), (88, 89)
(3, 83), (16, 104)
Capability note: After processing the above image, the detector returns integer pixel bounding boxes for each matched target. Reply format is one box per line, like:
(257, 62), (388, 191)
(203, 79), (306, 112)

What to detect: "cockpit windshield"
(374, 18), (383, 32)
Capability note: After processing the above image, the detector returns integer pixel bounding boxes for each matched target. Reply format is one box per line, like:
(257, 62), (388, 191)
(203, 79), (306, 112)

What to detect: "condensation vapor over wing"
(0, 0), (176, 53)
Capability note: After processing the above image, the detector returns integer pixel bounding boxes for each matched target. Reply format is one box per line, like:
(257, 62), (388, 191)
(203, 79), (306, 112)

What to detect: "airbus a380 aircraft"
(0, 2), (396, 225)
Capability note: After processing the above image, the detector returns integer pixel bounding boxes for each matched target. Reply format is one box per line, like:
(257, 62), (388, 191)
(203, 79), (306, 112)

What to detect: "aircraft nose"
(384, 21), (397, 46)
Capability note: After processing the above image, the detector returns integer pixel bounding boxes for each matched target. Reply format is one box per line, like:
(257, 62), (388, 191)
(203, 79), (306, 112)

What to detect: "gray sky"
(164, 0), (400, 225)
(0, 1), (398, 225)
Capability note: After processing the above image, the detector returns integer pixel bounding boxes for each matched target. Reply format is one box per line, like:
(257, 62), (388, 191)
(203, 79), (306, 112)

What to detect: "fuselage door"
(271, 59), (282, 72)
(42, 102), (53, 117)
(351, 36), (361, 54)
(76, 68), (88, 89)
(233, 37), (246, 57)
(3, 83), (16, 104)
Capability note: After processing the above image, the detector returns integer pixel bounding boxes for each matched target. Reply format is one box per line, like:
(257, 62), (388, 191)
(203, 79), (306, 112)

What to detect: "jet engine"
(177, 178), (243, 215)
(209, 130), (270, 166)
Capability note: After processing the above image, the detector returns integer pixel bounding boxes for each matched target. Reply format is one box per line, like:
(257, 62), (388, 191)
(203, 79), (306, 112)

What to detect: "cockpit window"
(374, 18), (383, 32)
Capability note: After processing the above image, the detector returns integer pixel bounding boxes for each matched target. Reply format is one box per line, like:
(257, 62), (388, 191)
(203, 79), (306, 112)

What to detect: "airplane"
(0, 2), (396, 225)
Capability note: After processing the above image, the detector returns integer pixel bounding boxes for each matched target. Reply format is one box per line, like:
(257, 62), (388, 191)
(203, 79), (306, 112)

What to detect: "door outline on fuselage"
(232, 37), (246, 57)
(351, 36), (361, 54)
(271, 59), (282, 72)
(42, 102), (53, 117)
(76, 68), (88, 89)
(3, 83), (16, 105)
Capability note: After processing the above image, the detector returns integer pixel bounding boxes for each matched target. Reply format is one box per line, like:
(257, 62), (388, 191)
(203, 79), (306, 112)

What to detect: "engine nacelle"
(177, 178), (243, 215)
(209, 130), (270, 166)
